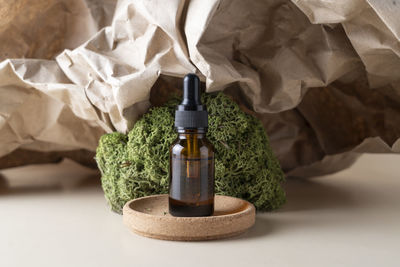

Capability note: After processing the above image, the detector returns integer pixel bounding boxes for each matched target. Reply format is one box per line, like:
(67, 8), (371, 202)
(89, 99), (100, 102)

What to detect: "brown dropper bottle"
(168, 74), (215, 217)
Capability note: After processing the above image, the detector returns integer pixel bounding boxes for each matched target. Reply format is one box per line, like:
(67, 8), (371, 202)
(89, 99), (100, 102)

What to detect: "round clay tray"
(123, 194), (255, 241)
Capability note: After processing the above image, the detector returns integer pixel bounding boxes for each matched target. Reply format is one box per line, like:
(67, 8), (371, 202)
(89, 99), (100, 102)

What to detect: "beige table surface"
(1, 154), (399, 267)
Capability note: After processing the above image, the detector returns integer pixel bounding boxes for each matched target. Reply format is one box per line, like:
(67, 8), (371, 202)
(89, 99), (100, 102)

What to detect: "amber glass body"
(169, 129), (215, 217)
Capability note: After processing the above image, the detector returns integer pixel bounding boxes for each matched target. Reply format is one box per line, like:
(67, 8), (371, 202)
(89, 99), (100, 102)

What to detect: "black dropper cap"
(174, 74), (208, 129)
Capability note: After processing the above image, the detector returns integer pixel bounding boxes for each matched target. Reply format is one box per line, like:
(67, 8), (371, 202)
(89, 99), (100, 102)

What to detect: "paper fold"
(1, 0), (399, 176)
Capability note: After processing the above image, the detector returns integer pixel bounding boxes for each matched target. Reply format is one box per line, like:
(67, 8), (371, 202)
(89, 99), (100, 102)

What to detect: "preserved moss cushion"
(96, 92), (285, 213)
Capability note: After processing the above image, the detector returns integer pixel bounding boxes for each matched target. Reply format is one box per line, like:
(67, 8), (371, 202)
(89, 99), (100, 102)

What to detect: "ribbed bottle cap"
(174, 74), (208, 129)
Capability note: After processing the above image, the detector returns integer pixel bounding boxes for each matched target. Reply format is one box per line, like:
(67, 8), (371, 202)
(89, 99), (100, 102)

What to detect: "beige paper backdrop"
(0, 0), (399, 176)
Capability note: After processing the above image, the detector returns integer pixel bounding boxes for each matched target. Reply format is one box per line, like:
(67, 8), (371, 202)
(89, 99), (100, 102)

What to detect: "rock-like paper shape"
(0, 0), (399, 176)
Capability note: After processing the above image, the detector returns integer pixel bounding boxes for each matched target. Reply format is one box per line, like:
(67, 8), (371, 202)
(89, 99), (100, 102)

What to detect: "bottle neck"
(177, 128), (206, 138)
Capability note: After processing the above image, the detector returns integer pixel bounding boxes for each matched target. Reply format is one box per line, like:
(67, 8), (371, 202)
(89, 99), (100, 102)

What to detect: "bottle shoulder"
(170, 136), (214, 157)
(202, 137), (214, 149)
(171, 137), (214, 148)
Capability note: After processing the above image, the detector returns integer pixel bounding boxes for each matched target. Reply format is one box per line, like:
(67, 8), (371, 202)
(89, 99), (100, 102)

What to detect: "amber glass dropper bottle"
(169, 73), (215, 217)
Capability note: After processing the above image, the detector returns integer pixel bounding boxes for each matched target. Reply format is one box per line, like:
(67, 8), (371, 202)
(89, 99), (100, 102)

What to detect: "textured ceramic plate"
(123, 194), (255, 241)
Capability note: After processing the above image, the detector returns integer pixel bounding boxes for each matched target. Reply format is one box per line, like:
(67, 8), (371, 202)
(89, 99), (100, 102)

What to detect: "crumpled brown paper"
(0, 0), (399, 176)
(0, 0), (116, 60)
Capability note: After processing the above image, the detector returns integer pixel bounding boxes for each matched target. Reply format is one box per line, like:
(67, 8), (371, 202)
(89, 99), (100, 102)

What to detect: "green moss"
(96, 92), (285, 213)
